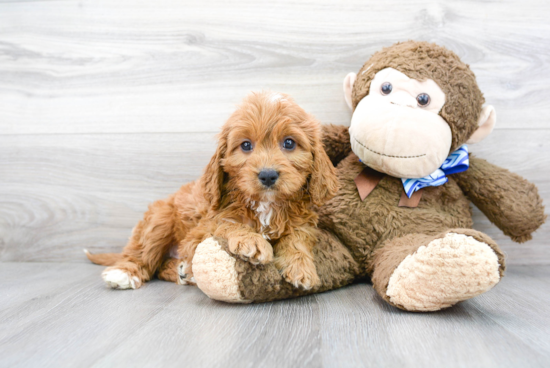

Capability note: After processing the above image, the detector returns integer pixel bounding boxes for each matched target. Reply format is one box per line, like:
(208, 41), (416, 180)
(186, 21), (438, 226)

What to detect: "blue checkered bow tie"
(401, 145), (469, 198)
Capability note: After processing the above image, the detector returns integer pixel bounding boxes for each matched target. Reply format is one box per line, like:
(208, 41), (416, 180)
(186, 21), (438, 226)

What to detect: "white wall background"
(1, 0), (549, 263)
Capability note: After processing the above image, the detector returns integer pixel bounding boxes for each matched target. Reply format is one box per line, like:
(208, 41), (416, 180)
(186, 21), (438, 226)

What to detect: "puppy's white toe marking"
(102, 269), (137, 290)
(177, 261), (190, 285)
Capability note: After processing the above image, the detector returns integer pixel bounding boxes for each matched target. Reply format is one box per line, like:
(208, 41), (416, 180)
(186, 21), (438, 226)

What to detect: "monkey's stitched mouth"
(353, 137), (426, 159)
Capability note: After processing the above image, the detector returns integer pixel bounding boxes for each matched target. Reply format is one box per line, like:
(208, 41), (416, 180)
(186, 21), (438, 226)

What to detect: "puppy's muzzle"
(258, 169), (279, 188)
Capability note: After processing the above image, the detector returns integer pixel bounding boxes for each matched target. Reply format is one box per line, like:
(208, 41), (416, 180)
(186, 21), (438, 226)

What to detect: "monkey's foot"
(192, 237), (250, 303)
(386, 233), (501, 311)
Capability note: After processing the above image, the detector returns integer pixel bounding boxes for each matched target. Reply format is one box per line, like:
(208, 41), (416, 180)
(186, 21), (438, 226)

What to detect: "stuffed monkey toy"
(190, 41), (545, 311)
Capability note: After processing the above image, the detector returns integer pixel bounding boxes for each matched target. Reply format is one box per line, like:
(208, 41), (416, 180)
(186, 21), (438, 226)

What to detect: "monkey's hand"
(322, 124), (352, 167)
(455, 156), (546, 243)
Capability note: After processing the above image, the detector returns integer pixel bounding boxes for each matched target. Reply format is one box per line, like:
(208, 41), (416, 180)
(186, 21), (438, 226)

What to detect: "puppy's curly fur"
(87, 91), (339, 290)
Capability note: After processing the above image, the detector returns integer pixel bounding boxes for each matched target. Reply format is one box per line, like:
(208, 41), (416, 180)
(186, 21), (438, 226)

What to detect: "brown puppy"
(86, 91), (339, 290)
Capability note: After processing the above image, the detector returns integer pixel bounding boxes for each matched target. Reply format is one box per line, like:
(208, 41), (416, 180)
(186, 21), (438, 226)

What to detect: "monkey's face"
(348, 68), (452, 178)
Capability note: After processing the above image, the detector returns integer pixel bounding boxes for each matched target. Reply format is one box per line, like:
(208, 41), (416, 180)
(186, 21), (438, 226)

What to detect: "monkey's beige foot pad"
(386, 233), (501, 312)
(192, 237), (251, 303)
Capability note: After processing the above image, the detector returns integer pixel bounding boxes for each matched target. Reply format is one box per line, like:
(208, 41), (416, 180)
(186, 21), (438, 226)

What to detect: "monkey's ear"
(467, 105), (496, 144)
(343, 72), (357, 110)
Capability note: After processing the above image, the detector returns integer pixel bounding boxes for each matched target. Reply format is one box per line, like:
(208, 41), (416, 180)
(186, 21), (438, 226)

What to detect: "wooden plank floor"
(0, 262), (549, 368)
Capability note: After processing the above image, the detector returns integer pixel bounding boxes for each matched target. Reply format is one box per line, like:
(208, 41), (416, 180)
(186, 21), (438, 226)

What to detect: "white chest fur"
(254, 201), (273, 228)
(249, 200), (274, 239)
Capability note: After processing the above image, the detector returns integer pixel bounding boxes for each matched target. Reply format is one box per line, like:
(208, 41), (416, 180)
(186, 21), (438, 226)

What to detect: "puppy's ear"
(201, 134), (227, 209)
(309, 127), (339, 206)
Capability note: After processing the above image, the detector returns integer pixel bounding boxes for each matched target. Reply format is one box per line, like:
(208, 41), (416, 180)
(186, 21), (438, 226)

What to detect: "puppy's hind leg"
(157, 257), (196, 285)
(102, 262), (147, 290)
(103, 196), (181, 290)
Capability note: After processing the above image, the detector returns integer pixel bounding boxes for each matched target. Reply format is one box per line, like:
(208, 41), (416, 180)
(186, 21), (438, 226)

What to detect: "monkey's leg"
(370, 229), (506, 312)
(191, 230), (359, 303)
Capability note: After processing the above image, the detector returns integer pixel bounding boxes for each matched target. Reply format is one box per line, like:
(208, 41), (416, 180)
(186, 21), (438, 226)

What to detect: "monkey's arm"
(455, 156), (546, 243)
(322, 124), (352, 166)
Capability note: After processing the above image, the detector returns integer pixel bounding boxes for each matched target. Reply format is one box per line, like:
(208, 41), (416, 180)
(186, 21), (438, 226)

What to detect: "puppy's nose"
(258, 169), (279, 187)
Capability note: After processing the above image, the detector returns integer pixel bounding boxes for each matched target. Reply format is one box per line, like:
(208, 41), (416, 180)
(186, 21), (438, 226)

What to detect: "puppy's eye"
(381, 82), (392, 95)
(240, 141), (253, 152)
(417, 93), (430, 107)
(282, 138), (296, 150)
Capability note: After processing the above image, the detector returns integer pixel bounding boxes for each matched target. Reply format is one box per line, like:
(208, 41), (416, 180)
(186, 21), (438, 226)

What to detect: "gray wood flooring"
(0, 263), (549, 368)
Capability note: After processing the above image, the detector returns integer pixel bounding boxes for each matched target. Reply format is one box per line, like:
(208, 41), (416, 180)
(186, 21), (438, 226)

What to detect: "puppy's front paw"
(228, 234), (273, 265)
(275, 257), (321, 290)
(102, 268), (141, 290)
(177, 261), (196, 285)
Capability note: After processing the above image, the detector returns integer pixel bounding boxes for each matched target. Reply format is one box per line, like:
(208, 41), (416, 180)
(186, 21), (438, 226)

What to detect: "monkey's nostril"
(258, 169), (279, 188)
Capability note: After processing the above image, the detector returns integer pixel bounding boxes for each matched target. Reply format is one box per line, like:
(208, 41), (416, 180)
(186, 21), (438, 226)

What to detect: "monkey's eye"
(417, 93), (431, 107)
(240, 141), (253, 152)
(282, 138), (296, 150)
(381, 82), (392, 95)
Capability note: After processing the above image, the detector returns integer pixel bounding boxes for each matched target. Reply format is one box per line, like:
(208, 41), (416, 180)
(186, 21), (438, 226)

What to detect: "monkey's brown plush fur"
(183, 42), (546, 311)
